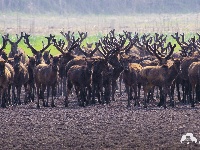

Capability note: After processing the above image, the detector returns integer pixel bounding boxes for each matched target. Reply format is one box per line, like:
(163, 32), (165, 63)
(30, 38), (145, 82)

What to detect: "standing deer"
(7, 32), (27, 63)
(13, 53), (29, 105)
(24, 33), (54, 65)
(34, 55), (60, 108)
(140, 42), (180, 108)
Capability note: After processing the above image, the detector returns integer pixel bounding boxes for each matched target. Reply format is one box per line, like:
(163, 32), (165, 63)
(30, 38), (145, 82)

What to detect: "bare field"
(0, 13), (200, 35)
(1, 90), (200, 149)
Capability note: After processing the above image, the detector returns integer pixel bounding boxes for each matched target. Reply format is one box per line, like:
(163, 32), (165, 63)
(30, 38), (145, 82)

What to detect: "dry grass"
(0, 13), (200, 36)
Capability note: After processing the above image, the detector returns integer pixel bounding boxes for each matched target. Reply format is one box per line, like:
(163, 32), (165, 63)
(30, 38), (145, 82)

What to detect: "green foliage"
(0, 32), (197, 56)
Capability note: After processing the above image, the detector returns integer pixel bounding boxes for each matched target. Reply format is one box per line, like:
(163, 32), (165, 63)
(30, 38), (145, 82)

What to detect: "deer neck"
(166, 63), (179, 83)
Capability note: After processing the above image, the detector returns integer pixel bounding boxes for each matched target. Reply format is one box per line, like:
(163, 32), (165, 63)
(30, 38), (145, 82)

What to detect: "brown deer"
(7, 32), (27, 64)
(34, 55), (60, 108)
(188, 61), (200, 107)
(0, 58), (14, 108)
(65, 59), (93, 107)
(140, 42), (180, 108)
(52, 38), (80, 97)
(13, 53), (29, 105)
(121, 55), (143, 107)
(24, 33), (54, 65)
(26, 55), (36, 102)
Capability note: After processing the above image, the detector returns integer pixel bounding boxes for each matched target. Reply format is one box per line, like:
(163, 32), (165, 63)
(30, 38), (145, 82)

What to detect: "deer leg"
(195, 83), (200, 103)
(86, 86), (91, 106)
(63, 76), (67, 97)
(143, 87), (148, 108)
(158, 87), (164, 107)
(17, 86), (21, 105)
(11, 85), (15, 106)
(41, 85), (46, 107)
(7, 84), (11, 106)
(111, 80), (116, 101)
(91, 83), (96, 104)
(163, 91), (167, 109)
(1, 90), (6, 108)
(51, 86), (56, 107)
(168, 86), (175, 107)
(119, 74), (123, 97)
(36, 85), (40, 108)
(126, 85), (131, 107)
(24, 84), (28, 104)
(65, 90), (69, 107)
(133, 85), (138, 107)
(143, 84), (151, 108)
(182, 81), (186, 104)
(176, 82), (181, 102)
(191, 84), (195, 107)
(170, 81), (175, 102)
(31, 83), (35, 102)
(137, 84), (141, 106)
(46, 86), (50, 107)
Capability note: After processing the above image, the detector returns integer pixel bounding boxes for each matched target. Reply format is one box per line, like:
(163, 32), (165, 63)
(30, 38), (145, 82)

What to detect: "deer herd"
(0, 29), (200, 109)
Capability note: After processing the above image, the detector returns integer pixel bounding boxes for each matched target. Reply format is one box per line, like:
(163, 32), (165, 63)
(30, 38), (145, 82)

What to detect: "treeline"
(0, 0), (200, 15)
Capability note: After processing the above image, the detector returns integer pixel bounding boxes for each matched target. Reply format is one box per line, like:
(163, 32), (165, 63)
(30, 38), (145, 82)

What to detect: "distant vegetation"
(0, 0), (200, 15)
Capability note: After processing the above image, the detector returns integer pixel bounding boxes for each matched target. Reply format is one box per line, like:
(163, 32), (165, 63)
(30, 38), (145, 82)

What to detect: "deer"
(7, 32), (27, 64)
(188, 61), (200, 107)
(13, 53), (29, 105)
(24, 33), (54, 66)
(0, 58), (14, 108)
(52, 37), (80, 97)
(120, 55), (143, 107)
(34, 55), (60, 108)
(26, 55), (36, 102)
(140, 42), (180, 108)
(171, 33), (200, 104)
(65, 58), (93, 107)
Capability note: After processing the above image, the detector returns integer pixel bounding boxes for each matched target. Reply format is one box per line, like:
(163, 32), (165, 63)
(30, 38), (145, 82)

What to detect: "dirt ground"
(0, 90), (200, 150)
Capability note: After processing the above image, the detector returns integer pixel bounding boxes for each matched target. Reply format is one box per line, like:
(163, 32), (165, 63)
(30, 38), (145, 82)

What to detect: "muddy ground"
(0, 91), (200, 150)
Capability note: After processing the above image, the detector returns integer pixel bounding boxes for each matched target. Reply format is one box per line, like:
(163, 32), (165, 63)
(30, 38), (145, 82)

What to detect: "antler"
(24, 33), (38, 55)
(40, 34), (55, 53)
(0, 35), (8, 52)
(52, 39), (66, 55)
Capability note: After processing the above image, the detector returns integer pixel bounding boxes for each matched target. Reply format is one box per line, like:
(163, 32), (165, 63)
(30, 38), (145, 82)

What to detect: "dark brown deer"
(7, 32), (27, 64)
(26, 55), (36, 102)
(52, 38), (80, 97)
(13, 53), (29, 105)
(188, 61), (200, 107)
(34, 55), (60, 108)
(65, 59), (93, 107)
